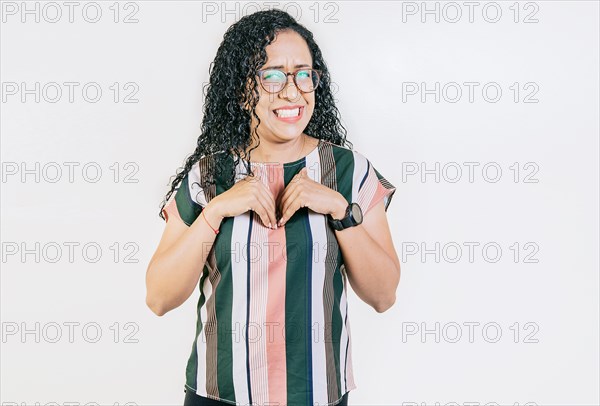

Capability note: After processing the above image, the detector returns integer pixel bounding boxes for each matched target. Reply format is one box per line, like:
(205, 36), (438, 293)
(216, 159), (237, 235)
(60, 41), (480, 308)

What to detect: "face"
(247, 30), (316, 143)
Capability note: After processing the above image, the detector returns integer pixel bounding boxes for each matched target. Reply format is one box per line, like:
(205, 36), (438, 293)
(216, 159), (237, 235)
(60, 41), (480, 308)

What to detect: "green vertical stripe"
(175, 173), (203, 226)
(214, 155), (236, 401)
(332, 251), (344, 396)
(214, 217), (235, 400)
(284, 163), (311, 405)
(332, 147), (354, 395)
(319, 143), (342, 402)
(332, 147), (354, 202)
(186, 267), (209, 390)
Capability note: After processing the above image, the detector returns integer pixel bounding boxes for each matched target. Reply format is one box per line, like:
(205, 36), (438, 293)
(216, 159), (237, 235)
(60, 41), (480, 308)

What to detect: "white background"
(1, 1), (598, 405)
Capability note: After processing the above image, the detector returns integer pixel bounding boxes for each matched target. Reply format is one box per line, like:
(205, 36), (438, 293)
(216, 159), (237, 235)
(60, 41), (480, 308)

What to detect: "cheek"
(257, 94), (277, 119)
(305, 100), (315, 119)
(255, 101), (272, 121)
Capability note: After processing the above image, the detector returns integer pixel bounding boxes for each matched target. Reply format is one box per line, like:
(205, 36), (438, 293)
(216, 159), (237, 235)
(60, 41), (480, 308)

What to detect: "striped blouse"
(162, 138), (396, 406)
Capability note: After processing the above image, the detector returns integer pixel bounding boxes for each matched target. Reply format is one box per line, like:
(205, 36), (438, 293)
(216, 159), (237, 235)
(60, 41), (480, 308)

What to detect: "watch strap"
(328, 203), (353, 231)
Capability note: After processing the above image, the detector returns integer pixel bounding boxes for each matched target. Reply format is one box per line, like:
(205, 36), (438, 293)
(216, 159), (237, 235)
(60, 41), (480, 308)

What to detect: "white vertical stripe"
(340, 150), (364, 396)
(339, 276), (349, 394)
(188, 161), (209, 206)
(249, 165), (271, 404)
(351, 151), (368, 205)
(360, 166), (379, 210)
(195, 275), (212, 396)
(306, 151), (329, 404)
(231, 165), (251, 404)
(345, 308), (357, 391)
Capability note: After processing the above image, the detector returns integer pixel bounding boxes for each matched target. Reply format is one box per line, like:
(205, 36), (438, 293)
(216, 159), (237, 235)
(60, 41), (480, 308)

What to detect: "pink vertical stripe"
(367, 181), (392, 214)
(266, 164), (288, 405)
(249, 165), (270, 403)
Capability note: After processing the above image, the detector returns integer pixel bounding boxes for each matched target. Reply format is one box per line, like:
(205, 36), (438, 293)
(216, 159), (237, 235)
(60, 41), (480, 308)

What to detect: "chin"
(272, 125), (305, 139)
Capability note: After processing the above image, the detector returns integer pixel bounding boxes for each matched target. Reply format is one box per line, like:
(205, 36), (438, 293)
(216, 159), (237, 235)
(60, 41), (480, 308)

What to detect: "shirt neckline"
(242, 138), (322, 167)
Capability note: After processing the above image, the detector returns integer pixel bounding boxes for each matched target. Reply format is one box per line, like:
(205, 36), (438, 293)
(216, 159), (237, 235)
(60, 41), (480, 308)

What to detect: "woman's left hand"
(277, 167), (348, 227)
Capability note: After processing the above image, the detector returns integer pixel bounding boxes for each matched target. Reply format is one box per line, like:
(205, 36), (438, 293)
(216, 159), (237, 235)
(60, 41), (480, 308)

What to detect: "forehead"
(263, 30), (312, 66)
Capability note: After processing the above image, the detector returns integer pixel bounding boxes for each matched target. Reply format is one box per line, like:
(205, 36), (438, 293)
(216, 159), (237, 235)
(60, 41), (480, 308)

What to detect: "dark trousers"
(184, 388), (349, 406)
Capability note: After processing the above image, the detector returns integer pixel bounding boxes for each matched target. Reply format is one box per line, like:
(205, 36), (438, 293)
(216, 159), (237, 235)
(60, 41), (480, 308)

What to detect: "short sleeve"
(162, 162), (207, 227)
(352, 152), (396, 217)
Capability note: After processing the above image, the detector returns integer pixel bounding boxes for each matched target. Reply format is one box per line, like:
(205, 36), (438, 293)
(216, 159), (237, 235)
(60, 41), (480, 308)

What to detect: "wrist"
(330, 198), (348, 220)
(204, 199), (224, 226)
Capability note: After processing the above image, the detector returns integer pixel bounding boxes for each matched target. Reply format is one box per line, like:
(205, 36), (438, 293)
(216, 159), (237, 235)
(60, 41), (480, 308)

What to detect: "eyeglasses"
(257, 68), (322, 94)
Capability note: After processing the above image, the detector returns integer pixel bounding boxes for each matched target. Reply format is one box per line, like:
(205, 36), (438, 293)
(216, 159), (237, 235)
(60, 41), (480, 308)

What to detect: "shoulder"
(319, 139), (370, 169)
(178, 151), (227, 206)
(185, 150), (230, 183)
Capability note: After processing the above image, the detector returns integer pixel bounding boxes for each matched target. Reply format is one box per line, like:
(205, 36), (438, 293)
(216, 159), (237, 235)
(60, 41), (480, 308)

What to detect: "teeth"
(275, 108), (300, 118)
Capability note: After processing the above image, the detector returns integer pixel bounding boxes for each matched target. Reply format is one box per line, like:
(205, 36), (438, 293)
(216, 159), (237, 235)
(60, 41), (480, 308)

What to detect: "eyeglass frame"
(256, 68), (322, 94)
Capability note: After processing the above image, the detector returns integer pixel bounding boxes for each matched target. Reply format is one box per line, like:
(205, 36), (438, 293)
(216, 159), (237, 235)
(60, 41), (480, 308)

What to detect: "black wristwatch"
(327, 202), (363, 231)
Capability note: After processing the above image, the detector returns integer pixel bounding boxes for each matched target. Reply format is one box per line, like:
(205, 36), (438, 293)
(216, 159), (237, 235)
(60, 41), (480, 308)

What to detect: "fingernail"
(268, 222), (272, 229)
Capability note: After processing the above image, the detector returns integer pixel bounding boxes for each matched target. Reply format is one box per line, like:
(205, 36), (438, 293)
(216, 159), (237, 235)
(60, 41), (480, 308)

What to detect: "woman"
(146, 9), (400, 406)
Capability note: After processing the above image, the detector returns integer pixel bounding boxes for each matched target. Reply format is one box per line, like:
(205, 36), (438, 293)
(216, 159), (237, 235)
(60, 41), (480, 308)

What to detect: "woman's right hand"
(209, 174), (278, 229)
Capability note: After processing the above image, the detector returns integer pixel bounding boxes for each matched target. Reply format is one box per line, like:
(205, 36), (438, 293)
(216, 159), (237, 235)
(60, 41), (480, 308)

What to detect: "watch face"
(351, 203), (363, 224)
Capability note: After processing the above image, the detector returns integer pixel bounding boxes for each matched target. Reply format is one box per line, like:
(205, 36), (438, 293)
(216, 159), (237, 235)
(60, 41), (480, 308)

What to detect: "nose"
(279, 73), (300, 101)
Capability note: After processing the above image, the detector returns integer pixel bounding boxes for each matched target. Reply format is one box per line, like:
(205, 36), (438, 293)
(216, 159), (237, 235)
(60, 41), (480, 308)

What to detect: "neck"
(244, 134), (306, 163)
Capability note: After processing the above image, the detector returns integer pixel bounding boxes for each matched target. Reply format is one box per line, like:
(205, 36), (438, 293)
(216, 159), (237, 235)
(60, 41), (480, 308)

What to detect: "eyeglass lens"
(261, 70), (319, 93)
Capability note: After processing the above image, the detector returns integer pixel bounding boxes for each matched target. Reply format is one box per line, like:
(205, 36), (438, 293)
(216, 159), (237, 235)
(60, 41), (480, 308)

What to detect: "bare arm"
(146, 172), (278, 317)
(145, 200), (224, 316)
(331, 197), (401, 313)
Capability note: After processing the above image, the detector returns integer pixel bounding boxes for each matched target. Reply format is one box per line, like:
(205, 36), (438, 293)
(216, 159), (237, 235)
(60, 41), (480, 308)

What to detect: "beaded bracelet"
(201, 210), (219, 234)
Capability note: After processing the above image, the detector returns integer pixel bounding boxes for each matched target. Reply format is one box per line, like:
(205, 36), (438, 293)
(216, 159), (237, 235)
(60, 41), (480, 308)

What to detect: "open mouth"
(273, 106), (303, 118)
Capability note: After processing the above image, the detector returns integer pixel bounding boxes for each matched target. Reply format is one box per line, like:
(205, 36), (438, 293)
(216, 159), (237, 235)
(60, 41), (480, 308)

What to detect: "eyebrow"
(262, 64), (312, 70)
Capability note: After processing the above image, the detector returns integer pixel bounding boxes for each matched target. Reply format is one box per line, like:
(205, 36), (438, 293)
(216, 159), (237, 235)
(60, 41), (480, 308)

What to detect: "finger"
(254, 179), (277, 227)
(297, 166), (309, 181)
(278, 200), (300, 227)
(257, 187), (278, 228)
(278, 188), (302, 227)
(259, 181), (278, 222)
(279, 179), (300, 217)
(245, 173), (276, 227)
(254, 205), (273, 229)
(253, 186), (277, 229)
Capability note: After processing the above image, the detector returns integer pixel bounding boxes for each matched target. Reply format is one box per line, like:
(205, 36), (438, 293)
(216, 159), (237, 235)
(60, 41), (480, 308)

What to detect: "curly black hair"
(158, 8), (353, 220)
